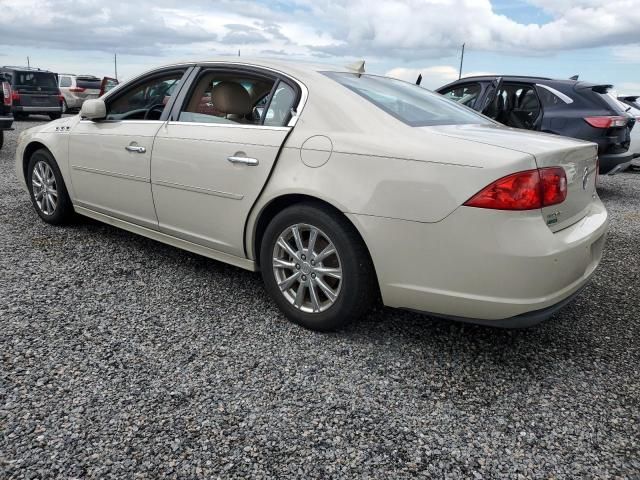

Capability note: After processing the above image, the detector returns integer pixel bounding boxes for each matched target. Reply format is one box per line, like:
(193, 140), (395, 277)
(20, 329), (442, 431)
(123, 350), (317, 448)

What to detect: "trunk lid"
(427, 124), (599, 232)
(76, 76), (101, 101)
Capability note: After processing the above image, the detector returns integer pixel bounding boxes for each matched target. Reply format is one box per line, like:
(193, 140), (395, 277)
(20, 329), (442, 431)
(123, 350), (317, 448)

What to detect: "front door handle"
(227, 156), (259, 166)
(125, 142), (146, 154)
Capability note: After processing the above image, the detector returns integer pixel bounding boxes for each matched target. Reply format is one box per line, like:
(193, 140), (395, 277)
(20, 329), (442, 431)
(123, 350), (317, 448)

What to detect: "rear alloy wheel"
(27, 149), (73, 224)
(260, 203), (376, 331)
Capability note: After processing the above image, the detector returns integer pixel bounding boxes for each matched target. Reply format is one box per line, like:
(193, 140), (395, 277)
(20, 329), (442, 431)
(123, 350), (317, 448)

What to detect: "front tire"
(260, 203), (376, 331)
(27, 149), (73, 224)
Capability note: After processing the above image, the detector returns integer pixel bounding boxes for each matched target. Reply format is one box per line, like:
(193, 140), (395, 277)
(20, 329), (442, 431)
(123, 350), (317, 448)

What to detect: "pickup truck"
(0, 75), (14, 150)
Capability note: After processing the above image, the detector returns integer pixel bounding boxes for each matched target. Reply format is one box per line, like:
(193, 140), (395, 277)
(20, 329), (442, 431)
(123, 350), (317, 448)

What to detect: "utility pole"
(114, 53), (118, 81)
(238, 49), (240, 57)
(27, 56), (30, 69)
(458, 43), (465, 79)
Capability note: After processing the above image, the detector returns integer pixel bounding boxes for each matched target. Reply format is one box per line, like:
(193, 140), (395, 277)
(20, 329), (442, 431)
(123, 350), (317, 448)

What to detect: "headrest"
(211, 81), (251, 115)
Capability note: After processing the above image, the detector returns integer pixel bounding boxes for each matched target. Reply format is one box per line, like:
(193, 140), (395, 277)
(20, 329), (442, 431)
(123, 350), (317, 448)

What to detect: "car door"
(150, 66), (300, 257)
(480, 77), (503, 117)
(68, 67), (190, 229)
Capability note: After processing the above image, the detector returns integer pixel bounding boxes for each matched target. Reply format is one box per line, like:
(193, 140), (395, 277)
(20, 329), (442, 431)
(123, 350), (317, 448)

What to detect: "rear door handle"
(125, 142), (146, 154)
(227, 156), (259, 166)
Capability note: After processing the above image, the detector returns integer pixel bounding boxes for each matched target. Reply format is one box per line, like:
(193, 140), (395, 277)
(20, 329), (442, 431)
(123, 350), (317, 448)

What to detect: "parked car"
(614, 97), (640, 168)
(0, 66), (63, 120)
(99, 77), (119, 97)
(0, 75), (14, 150)
(619, 96), (640, 110)
(15, 60), (608, 331)
(58, 74), (101, 112)
(437, 76), (636, 175)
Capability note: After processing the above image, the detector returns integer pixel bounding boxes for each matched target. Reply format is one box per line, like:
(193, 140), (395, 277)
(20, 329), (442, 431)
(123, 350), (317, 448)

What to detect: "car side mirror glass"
(80, 98), (107, 120)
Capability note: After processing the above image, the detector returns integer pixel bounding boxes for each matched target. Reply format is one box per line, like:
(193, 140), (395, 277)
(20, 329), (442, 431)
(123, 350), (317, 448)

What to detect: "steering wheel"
(144, 103), (166, 120)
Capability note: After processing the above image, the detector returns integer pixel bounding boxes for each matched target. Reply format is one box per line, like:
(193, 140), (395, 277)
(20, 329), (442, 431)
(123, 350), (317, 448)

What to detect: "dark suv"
(0, 66), (63, 120)
(0, 74), (14, 149)
(436, 76), (635, 174)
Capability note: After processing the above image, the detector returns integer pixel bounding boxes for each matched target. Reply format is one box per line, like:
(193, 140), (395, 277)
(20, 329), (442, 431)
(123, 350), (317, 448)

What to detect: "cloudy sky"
(1, 0), (639, 93)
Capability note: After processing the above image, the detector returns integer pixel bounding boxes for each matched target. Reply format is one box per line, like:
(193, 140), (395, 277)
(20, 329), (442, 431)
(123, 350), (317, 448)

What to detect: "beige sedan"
(15, 59), (608, 331)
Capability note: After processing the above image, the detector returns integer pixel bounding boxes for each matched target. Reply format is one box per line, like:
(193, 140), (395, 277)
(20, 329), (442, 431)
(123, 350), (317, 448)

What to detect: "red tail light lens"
(584, 116), (628, 128)
(69, 87), (85, 93)
(11, 90), (20, 103)
(2, 82), (11, 106)
(464, 167), (567, 211)
(539, 167), (568, 206)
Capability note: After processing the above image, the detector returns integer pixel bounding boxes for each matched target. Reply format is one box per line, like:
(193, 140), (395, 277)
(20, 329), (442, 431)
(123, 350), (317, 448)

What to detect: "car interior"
(484, 83), (542, 130)
(179, 73), (275, 125)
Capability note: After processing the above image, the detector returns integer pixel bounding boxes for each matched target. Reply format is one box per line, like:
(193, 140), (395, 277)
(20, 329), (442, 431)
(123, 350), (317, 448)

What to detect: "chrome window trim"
(166, 121), (290, 132)
(536, 84), (574, 104)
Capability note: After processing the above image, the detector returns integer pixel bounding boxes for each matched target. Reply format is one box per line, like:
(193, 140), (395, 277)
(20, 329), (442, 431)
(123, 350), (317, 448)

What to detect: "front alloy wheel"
(32, 160), (58, 215)
(272, 224), (343, 313)
(260, 203), (377, 331)
(27, 149), (73, 224)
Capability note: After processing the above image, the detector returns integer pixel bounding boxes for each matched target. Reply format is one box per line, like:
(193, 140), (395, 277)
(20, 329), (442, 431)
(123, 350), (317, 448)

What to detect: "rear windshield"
(323, 72), (492, 127)
(13, 71), (58, 89)
(77, 77), (101, 90)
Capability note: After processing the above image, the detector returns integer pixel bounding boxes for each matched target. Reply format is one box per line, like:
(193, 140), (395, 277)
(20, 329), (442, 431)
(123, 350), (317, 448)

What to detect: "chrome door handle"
(125, 144), (146, 154)
(227, 156), (259, 166)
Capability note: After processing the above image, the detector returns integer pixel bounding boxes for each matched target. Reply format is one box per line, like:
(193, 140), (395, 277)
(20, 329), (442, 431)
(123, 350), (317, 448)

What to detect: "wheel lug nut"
(310, 260), (315, 265)
(302, 275), (307, 281)
(311, 273), (316, 278)
(295, 264), (300, 269)
(301, 254), (306, 260)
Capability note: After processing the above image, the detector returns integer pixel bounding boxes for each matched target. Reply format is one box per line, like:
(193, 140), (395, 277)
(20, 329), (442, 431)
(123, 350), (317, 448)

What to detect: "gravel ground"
(1, 117), (639, 479)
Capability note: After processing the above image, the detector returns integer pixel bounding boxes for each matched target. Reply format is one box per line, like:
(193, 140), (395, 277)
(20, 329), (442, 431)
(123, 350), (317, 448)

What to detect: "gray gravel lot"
(1, 117), (639, 479)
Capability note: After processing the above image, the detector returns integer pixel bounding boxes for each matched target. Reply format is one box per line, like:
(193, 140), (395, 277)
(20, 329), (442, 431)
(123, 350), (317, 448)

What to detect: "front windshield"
(324, 72), (493, 127)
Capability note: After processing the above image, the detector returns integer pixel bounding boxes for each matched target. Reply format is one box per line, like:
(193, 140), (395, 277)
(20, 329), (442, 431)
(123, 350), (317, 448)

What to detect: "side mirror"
(80, 99), (107, 120)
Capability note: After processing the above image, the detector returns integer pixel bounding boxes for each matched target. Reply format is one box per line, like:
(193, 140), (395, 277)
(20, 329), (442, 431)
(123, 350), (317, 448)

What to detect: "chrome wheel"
(272, 223), (343, 313)
(32, 161), (57, 215)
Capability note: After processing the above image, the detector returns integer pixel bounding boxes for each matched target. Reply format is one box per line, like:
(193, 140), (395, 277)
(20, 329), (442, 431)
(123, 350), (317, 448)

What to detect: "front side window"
(106, 72), (184, 120)
(59, 76), (72, 88)
(179, 71), (280, 126)
(440, 83), (482, 109)
(325, 72), (492, 127)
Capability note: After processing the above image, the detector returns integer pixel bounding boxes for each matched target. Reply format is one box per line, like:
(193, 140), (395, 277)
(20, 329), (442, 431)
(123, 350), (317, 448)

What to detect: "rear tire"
(14, 113), (27, 120)
(260, 202), (377, 331)
(27, 149), (73, 225)
(61, 100), (68, 114)
(0, 130), (3, 150)
(49, 113), (62, 120)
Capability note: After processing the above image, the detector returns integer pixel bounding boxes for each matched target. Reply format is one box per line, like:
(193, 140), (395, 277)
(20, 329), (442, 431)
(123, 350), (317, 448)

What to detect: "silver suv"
(58, 74), (101, 112)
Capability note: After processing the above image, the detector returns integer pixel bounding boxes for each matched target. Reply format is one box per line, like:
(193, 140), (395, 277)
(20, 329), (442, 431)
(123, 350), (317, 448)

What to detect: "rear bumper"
(13, 106), (62, 113)
(347, 198), (609, 326)
(599, 152), (633, 175)
(0, 115), (13, 130)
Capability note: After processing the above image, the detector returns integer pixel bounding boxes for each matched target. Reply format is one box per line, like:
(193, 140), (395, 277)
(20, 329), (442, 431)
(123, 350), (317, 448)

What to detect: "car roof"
(439, 75), (604, 90)
(1, 66), (56, 74)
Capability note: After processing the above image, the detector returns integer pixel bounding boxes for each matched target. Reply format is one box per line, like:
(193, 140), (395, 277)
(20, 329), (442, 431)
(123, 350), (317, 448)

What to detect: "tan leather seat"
(211, 81), (252, 122)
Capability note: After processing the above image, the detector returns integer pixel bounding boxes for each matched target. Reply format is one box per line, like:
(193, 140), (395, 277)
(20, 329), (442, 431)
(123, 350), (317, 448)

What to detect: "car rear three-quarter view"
(15, 59), (609, 331)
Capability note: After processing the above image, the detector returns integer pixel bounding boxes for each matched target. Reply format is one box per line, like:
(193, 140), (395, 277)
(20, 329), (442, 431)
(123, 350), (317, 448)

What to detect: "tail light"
(584, 116), (628, 128)
(464, 167), (567, 211)
(69, 87), (86, 93)
(11, 89), (20, 103)
(2, 82), (11, 106)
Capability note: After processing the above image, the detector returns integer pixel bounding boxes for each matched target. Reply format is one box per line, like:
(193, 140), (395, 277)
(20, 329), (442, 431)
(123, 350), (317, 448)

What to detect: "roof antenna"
(346, 60), (365, 77)
(416, 74), (422, 86)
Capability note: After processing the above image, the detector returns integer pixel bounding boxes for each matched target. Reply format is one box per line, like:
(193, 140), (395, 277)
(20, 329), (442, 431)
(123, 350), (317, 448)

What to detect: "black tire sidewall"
(27, 149), (72, 224)
(260, 203), (373, 331)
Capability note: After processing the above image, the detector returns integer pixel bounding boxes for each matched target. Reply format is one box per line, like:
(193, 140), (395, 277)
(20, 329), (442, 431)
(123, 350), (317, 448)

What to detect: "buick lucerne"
(15, 59), (609, 331)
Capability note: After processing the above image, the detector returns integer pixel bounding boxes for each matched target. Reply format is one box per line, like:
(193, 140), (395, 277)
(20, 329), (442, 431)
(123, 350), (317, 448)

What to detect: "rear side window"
(324, 72), (492, 126)
(76, 77), (101, 90)
(59, 76), (72, 88)
(14, 71), (58, 88)
(440, 83), (482, 109)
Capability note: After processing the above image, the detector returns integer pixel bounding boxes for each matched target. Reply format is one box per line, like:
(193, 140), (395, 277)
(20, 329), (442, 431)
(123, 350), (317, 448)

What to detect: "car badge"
(582, 167), (590, 190)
